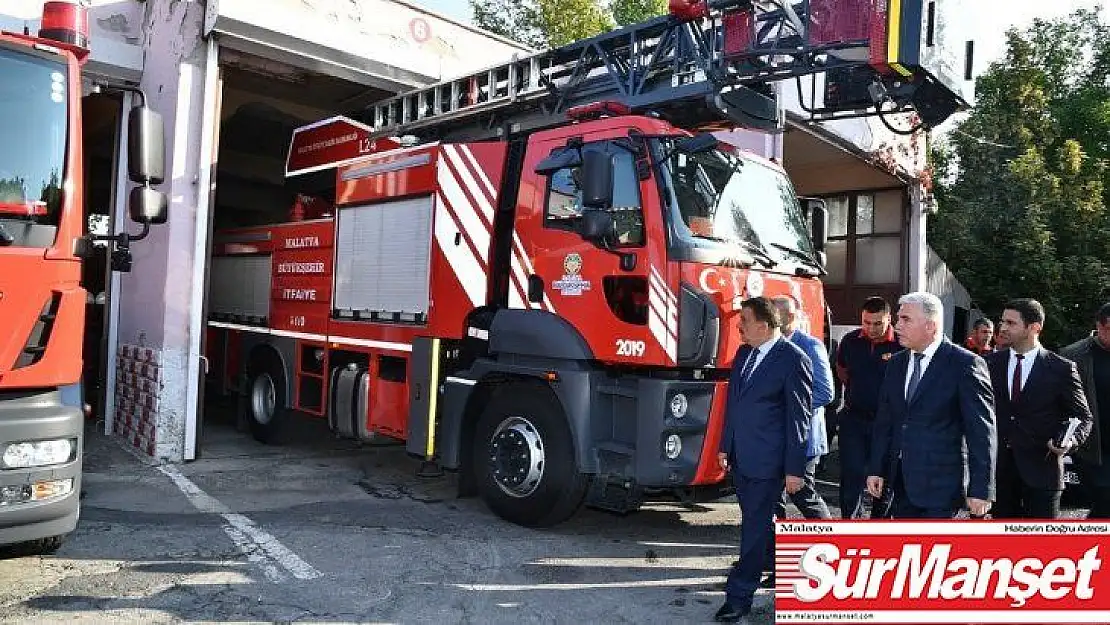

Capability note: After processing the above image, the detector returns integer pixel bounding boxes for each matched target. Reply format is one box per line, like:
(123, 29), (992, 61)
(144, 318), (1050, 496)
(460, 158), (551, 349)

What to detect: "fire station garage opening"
(201, 49), (391, 444)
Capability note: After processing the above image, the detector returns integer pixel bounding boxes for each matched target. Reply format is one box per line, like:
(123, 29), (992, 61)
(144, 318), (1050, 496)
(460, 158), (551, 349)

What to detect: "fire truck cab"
(0, 1), (168, 552)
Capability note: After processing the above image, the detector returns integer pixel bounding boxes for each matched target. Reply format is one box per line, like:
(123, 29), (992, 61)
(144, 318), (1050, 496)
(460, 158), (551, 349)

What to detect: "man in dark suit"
(714, 296), (813, 623)
(1061, 302), (1110, 517)
(987, 298), (1093, 518)
(866, 291), (997, 519)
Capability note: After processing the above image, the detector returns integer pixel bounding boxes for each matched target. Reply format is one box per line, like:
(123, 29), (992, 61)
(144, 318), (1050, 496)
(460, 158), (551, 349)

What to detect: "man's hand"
(967, 497), (991, 517)
(866, 476), (884, 498)
(785, 475), (804, 494)
(718, 452), (729, 472)
(1047, 438), (1074, 456)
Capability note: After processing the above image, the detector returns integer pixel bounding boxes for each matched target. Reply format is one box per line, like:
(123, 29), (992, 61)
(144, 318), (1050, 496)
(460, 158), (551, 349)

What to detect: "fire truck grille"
(14, 293), (62, 370)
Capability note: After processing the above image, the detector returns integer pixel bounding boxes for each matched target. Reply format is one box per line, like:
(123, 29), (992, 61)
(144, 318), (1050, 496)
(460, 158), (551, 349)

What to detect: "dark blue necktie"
(906, 352), (925, 400)
(739, 350), (758, 382)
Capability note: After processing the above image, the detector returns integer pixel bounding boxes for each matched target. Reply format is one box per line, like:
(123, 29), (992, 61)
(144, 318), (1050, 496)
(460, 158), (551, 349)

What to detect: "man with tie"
(866, 292), (997, 519)
(987, 298), (1093, 518)
(714, 296), (813, 623)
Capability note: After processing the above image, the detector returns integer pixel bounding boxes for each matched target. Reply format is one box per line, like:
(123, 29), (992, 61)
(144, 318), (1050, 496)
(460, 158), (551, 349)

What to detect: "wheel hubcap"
(251, 373), (276, 425)
(488, 416), (545, 498)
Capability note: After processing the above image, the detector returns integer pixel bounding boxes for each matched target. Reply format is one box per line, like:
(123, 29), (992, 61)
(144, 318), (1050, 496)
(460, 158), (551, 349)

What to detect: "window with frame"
(823, 189), (904, 286)
(822, 189), (906, 324)
(544, 143), (645, 246)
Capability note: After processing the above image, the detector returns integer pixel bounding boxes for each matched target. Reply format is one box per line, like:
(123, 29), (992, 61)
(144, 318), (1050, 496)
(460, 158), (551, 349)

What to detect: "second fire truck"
(205, 0), (971, 526)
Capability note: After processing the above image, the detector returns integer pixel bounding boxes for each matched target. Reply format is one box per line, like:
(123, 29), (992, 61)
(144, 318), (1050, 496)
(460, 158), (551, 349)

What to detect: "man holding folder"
(986, 298), (1094, 518)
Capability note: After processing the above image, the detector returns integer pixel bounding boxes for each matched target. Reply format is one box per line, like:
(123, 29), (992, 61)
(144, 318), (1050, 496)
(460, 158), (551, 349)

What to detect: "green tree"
(610, 0), (668, 26)
(468, 0), (547, 49)
(539, 0), (614, 47)
(929, 8), (1110, 347)
(470, 0), (667, 49)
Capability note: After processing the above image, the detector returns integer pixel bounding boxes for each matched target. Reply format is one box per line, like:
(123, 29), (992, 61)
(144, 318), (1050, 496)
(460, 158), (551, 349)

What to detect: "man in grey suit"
(866, 292), (998, 518)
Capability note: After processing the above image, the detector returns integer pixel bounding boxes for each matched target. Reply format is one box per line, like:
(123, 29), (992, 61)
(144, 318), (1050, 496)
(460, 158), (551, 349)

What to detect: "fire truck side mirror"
(535, 147), (582, 175)
(129, 185), (169, 225)
(581, 209), (617, 244)
(675, 132), (718, 154)
(128, 105), (166, 186)
(807, 197), (828, 255)
(581, 150), (613, 209)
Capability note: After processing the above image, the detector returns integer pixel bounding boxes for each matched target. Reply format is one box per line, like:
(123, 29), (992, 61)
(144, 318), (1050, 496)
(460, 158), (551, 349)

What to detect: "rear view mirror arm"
(94, 81), (146, 107)
(88, 222), (150, 245)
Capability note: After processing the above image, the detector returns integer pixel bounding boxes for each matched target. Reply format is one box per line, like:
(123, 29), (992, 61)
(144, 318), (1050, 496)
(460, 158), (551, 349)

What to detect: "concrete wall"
(207, 0), (532, 89)
(0, 0), (145, 81)
(926, 244), (973, 339)
(100, 0), (211, 461)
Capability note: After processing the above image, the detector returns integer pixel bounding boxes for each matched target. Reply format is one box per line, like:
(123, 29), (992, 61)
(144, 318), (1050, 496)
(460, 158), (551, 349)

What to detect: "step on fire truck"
(0, 1), (168, 552)
(205, 0), (971, 527)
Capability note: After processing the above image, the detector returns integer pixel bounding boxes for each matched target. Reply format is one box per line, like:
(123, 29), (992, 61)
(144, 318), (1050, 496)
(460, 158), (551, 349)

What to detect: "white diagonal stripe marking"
(443, 145), (494, 223)
(435, 195), (486, 306)
(459, 144), (497, 199)
(437, 166), (490, 259)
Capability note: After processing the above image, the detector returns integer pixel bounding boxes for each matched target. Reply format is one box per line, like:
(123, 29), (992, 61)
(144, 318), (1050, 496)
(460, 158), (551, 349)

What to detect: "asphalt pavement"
(1, 413), (1089, 624)
(0, 413), (773, 624)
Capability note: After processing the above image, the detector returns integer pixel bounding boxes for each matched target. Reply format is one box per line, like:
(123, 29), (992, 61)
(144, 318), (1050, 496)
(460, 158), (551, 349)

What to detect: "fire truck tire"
(246, 365), (289, 444)
(6, 534), (65, 557)
(472, 382), (588, 527)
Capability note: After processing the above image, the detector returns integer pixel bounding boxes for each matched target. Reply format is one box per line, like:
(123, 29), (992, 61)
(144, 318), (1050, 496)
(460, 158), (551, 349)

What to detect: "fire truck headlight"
(664, 434), (682, 460)
(1, 438), (75, 469)
(669, 393), (688, 419)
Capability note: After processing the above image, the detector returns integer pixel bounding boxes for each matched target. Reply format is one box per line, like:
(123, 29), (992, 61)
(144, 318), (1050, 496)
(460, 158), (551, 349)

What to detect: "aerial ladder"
(352, 0), (970, 145)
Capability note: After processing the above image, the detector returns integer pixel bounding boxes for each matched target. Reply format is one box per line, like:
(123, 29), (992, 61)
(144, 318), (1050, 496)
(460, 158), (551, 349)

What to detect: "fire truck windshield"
(0, 44), (67, 246)
(656, 138), (818, 270)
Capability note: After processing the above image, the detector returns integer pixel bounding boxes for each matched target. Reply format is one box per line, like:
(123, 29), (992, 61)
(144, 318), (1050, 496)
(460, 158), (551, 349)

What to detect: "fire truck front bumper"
(602, 377), (730, 490)
(0, 388), (83, 547)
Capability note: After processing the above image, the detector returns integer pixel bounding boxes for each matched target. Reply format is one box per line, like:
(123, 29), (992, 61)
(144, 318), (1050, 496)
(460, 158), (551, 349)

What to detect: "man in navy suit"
(988, 298), (1092, 518)
(866, 291), (997, 519)
(715, 296), (813, 623)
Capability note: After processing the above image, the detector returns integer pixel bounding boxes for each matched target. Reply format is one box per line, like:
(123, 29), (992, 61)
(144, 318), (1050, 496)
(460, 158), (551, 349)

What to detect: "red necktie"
(1011, 354), (1024, 402)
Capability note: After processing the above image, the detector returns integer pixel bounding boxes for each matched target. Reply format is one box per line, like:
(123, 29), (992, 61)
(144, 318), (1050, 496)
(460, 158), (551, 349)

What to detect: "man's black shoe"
(714, 602), (746, 622)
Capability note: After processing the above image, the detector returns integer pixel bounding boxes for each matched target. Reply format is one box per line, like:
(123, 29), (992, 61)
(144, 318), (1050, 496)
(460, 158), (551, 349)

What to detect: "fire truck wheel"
(246, 366), (289, 444)
(6, 534), (65, 557)
(472, 383), (588, 527)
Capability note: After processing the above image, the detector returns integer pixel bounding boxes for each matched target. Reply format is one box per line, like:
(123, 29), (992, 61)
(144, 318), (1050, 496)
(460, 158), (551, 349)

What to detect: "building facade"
(3, 0), (974, 462)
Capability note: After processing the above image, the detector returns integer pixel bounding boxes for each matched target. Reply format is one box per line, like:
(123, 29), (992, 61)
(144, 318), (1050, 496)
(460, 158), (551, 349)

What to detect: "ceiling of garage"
(212, 49), (394, 226)
(782, 119), (906, 196)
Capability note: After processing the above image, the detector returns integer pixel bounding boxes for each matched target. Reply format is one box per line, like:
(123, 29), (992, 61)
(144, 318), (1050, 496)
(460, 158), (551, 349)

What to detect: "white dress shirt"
(1007, 345), (1041, 397)
(904, 335), (945, 398)
(741, 334), (781, 379)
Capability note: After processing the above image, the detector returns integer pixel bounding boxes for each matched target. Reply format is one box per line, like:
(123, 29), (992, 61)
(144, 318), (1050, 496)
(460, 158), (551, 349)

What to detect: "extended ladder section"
(365, 0), (973, 142)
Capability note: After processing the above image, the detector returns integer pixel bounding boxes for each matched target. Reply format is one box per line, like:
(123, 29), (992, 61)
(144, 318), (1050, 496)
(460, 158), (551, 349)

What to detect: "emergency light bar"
(38, 1), (89, 51)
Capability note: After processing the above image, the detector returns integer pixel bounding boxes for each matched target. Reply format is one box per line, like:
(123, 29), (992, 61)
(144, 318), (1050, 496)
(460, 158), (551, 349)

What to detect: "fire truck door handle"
(454, 232), (461, 246)
(199, 355), (209, 375)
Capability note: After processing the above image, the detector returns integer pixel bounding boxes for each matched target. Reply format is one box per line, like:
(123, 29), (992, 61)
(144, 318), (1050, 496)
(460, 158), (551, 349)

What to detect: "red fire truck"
(205, 0), (970, 526)
(0, 1), (167, 552)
